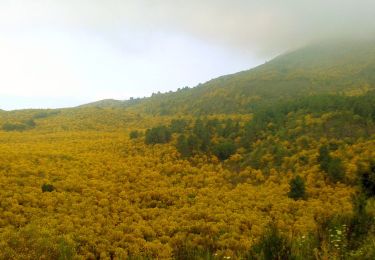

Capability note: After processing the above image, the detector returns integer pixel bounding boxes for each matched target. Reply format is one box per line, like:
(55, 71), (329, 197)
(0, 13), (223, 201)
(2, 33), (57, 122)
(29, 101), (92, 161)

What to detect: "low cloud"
(1, 0), (374, 57)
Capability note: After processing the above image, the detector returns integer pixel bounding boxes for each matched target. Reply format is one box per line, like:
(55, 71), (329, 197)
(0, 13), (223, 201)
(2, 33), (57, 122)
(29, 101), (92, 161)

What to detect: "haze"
(0, 0), (374, 110)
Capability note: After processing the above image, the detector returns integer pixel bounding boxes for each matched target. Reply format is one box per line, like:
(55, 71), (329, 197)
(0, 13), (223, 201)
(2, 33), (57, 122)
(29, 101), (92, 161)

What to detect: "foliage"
(170, 119), (188, 133)
(213, 141), (236, 161)
(248, 224), (293, 260)
(0, 224), (76, 260)
(2, 122), (28, 131)
(129, 130), (140, 139)
(318, 145), (345, 182)
(360, 162), (375, 198)
(176, 134), (191, 157)
(347, 194), (374, 250)
(145, 126), (172, 144)
(41, 183), (55, 192)
(288, 175), (306, 200)
(318, 145), (331, 172)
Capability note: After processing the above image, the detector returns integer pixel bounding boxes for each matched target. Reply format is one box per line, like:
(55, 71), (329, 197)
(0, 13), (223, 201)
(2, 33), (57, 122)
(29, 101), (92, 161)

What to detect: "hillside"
(122, 39), (375, 115)
(0, 40), (374, 259)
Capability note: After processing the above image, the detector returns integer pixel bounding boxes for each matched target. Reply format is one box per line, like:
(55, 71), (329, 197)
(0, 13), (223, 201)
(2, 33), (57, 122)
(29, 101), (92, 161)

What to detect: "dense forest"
(0, 40), (374, 259)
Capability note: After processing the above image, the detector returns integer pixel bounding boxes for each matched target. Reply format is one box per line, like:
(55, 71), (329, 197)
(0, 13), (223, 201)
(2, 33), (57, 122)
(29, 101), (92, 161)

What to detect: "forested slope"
(120, 39), (375, 115)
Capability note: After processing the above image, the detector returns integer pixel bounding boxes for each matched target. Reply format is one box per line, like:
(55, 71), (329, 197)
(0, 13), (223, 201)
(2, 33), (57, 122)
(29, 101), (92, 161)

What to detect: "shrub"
(2, 123), (27, 131)
(176, 135), (191, 157)
(129, 130), (140, 139)
(145, 126), (172, 144)
(248, 224), (293, 260)
(288, 175), (306, 200)
(42, 183), (55, 193)
(170, 119), (188, 133)
(0, 224), (76, 259)
(360, 162), (375, 198)
(318, 145), (330, 172)
(213, 141), (236, 161)
(327, 157), (345, 182)
(318, 145), (345, 182)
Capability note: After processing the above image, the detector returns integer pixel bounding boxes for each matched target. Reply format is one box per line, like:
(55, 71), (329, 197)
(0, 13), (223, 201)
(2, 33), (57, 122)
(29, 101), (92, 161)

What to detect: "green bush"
(327, 157), (345, 182)
(176, 135), (191, 157)
(248, 224), (294, 260)
(42, 183), (55, 193)
(318, 145), (345, 182)
(129, 130), (140, 139)
(288, 175), (306, 200)
(2, 123), (28, 131)
(360, 162), (375, 198)
(145, 126), (172, 144)
(213, 141), (236, 161)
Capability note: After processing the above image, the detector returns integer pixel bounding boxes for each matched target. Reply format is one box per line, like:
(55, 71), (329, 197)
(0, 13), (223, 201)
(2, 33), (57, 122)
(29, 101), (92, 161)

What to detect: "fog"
(3, 0), (373, 55)
(0, 0), (374, 109)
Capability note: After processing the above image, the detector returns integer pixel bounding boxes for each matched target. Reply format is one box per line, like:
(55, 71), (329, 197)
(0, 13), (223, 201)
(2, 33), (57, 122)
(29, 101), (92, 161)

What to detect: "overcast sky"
(0, 0), (374, 110)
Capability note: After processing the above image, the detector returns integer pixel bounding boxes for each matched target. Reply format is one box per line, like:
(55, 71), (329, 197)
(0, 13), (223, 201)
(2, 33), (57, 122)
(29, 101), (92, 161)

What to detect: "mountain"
(0, 39), (374, 131)
(121, 39), (375, 115)
(78, 99), (124, 108)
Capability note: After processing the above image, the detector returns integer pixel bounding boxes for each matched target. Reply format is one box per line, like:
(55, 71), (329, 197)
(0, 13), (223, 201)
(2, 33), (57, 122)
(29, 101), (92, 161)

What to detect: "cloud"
(1, 0), (374, 56)
(0, 0), (374, 109)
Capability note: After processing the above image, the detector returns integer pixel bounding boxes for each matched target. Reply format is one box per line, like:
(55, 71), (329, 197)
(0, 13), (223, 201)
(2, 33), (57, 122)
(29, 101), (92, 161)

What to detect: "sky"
(0, 0), (374, 110)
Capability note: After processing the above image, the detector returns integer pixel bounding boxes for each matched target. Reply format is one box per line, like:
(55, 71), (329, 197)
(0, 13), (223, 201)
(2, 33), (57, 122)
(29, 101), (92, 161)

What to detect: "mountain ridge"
(79, 39), (375, 115)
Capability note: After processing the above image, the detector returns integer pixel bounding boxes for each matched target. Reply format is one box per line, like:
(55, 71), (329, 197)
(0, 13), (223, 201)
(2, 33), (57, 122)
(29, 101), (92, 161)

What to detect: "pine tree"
(318, 145), (331, 172)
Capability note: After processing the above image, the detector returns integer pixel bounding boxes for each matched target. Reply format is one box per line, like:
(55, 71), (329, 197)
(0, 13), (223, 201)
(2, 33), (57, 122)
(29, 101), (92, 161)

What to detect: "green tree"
(327, 157), (345, 182)
(145, 126), (172, 144)
(288, 175), (306, 200)
(42, 183), (55, 192)
(248, 224), (293, 260)
(360, 162), (375, 198)
(213, 141), (236, 161)
(193, 119), (211, 151)
(176, 135), (191, 157)
(170, 119), (188, 133)
(129, 130), (140, 139)
(318, 145), (331, 172)
(187, 135), (199, 154)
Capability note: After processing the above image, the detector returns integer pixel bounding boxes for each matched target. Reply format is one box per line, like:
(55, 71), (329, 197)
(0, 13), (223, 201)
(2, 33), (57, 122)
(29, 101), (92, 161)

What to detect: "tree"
(288, 175), (306, 200)
(249, 223), (293, 260)
(193, 119), (211, 151)
(318, 145), (345, 182)
(318, 145), (331, 172)
(213, 141), (236, 161)
(42, 183), (55, 192)
(176, 135), (191, 157)
(170, 119), (188, 133)
(360, 162), (375, 198)
(327, 157), (345, 182)
(187, 134), (199, 154)
(145, 126), (172, 144)
(129, 130), (140, 139)
(2, 123), (27, 131)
